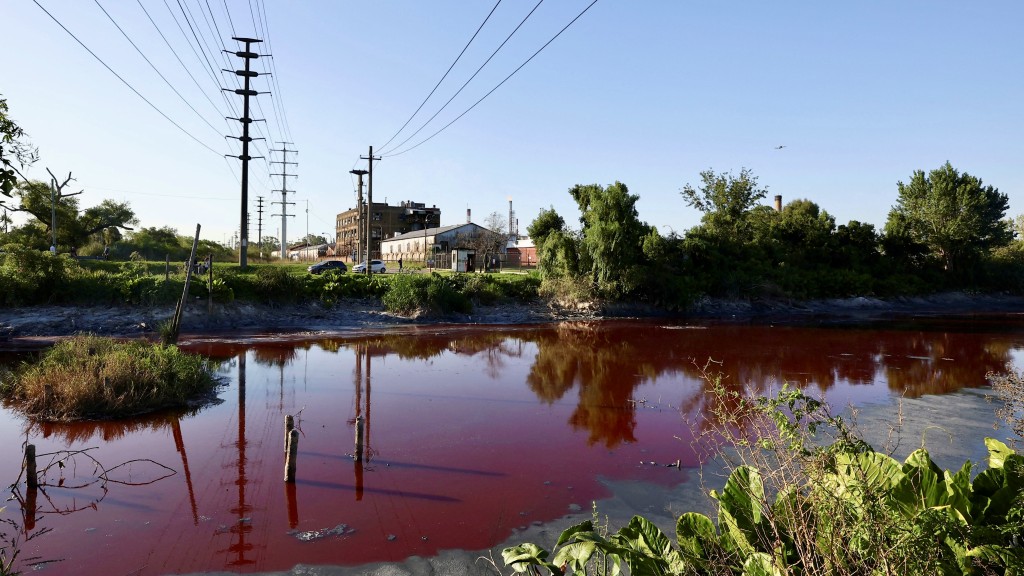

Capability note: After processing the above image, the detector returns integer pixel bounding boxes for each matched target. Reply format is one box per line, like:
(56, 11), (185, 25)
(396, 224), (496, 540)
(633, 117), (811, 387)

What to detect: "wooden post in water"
(25, 444), (37, 489)
(284, 414), (294, 453)
(354, 415), (365, 461)
(168, 224), (201, 344)
(285, 429), (299, 482)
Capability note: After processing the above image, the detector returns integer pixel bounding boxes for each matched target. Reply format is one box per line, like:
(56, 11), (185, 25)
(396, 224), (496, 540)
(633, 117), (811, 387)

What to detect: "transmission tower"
(271, 142), (297, 259)
(224, 37), (268, 267)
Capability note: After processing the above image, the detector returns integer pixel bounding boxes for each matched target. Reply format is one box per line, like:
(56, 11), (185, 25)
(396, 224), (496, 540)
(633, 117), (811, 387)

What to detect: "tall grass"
(3, 335), (218, 420)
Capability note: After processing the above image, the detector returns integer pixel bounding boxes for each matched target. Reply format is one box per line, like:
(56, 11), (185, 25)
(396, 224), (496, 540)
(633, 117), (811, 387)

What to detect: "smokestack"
(466, 208), (471, 224)
(774, 195), (782, 212)
(508, 198), (513, 237)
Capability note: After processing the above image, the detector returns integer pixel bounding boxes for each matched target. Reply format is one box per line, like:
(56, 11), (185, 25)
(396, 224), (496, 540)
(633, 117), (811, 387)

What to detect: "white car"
(352, 259), (386, 273)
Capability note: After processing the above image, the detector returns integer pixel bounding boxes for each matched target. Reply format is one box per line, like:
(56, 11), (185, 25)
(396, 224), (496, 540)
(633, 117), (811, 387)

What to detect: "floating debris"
(387, 534), (397, 541)
(568, 503), (582, 512)
(290, 524), (353, 542)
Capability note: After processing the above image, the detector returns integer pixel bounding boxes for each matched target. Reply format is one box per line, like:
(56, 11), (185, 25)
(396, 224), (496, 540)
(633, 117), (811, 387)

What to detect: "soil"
(1, 291), (1022, 342)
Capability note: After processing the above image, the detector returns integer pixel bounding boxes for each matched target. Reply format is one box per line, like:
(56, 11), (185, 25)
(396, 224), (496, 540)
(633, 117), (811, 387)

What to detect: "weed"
(5, 335), (218, 420)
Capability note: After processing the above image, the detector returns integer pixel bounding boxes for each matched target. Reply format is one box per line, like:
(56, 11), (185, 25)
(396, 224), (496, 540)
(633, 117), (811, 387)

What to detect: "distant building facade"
(380, 223), (499, 267)
(335, 200), (440, 261)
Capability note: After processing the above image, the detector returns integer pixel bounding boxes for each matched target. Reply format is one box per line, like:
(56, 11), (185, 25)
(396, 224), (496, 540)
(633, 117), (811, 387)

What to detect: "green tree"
(569, 182), (649, 298)
(0, 96), (38, 196)
(885, 162), (1011, 274)
(526, 206), (568, 275)
(6, 179), (136, 250)
(772, 198), (836, 268)
(681, 167), (767, 242)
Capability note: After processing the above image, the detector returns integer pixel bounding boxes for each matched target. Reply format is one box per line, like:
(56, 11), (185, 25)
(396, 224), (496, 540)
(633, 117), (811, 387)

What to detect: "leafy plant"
(505, 384), (1024, 575)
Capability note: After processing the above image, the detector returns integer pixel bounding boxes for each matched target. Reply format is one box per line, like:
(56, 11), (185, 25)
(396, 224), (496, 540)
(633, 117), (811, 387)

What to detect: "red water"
(1, 318), (1022, 574)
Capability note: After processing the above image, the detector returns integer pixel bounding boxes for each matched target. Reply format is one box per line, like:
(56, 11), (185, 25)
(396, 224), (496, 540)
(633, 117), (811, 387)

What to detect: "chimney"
(466, 208), (471, 224)
(774, 195), (782, 212)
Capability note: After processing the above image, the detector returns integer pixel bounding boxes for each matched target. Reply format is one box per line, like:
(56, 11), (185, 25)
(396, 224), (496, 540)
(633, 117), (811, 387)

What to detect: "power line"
(386, 0), (600, 158)
(136, 0), (231, 123)
(31, 0), (223, 156)
(380, 0), (545, 156)
(94, 0), (223, 138)
(377, 0), (503, 153)
(259, 0), (294, 141)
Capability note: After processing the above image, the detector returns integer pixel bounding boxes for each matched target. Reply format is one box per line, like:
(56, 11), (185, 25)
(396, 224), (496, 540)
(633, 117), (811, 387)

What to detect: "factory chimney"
(774, 195), (783, 212)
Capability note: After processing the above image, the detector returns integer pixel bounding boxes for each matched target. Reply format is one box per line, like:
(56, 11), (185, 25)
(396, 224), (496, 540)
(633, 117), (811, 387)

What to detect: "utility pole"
(349, 169), (368, 264)
(359, 146), (381, 275)
(224, 37), (267, 268)
(256, 196), (265, 258)
(270, 142), (297, 259)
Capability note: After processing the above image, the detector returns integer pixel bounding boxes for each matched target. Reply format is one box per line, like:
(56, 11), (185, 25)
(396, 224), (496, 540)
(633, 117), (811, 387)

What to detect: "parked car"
(351, 259), (386, 273)
(307, 260), (347, 274)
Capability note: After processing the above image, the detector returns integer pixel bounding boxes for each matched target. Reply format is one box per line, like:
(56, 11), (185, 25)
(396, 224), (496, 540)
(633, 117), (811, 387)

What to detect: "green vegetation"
(528, 163), (1023, 307)
(1, 335), (218, 420)
(505, 384), (1024, 575)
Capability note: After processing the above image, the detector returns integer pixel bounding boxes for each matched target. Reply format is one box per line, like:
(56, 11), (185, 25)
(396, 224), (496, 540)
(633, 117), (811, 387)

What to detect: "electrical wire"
(135, 0), (231, 124)
(93, 0), (224, 138)
(31, 0), (223, 156)
(377, 0), (503, 153)
(248, 0), (285, 144)
(379, 0), (545, 156)
(259, 0), (294, 141)
(386, 0), (599, 158)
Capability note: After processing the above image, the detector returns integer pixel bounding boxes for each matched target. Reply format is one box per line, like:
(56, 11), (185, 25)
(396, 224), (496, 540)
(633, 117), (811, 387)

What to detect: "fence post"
(285, 429), (299, 482)
(25, 444), (37, 489)
(354, 415), (364, 461)
(284, 414), (294, 453)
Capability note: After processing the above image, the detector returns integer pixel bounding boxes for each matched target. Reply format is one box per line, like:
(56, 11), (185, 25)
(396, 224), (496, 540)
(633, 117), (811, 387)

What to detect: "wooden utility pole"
(349, 169), (367, 264)
(225, 37), (266, 268)
(359, 146), (381, 275)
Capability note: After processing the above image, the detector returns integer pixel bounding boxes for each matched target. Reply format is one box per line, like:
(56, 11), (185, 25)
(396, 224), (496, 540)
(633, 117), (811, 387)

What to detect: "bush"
(0, 244), (75, 306)
(382, 272), (471, 315)
(505, 382), (1024, 575)
(4, 335), (219, 420)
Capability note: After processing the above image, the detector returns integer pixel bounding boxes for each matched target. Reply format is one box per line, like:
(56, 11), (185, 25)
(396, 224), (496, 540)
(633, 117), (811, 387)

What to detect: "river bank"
(1, 292), (1022, 341)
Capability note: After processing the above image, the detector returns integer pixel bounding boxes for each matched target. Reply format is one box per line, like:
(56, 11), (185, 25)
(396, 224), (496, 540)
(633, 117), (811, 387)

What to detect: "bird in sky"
(775, 145), (786, 149)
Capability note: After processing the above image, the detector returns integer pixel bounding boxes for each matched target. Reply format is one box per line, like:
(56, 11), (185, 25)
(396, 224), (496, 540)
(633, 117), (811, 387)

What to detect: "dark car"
(307, 260), (347, 274)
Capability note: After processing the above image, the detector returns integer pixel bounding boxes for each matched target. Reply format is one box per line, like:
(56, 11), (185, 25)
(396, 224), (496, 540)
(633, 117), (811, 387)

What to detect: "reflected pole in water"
(23, 485), (36, 533)
(171, 417), (199, 525)
(285, 482), (298, 529)
(224, 351), (254, 566)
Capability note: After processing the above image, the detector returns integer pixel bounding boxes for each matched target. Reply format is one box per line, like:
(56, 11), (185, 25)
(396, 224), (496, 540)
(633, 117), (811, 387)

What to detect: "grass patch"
(2, 335), (219, 420)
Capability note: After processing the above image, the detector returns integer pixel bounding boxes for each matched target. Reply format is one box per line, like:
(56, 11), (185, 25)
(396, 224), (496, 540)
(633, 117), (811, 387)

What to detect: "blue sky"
(5, 1), (1023, 245)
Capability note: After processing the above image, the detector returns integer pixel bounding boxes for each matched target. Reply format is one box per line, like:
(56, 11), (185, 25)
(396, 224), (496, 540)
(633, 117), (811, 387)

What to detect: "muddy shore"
(1, 291), (1022, 341)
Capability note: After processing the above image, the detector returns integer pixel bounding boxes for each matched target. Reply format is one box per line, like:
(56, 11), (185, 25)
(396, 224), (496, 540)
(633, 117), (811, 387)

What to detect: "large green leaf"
(555, 520), (595, 547)
(551, 541), (598, 575)
(613, 516), (686, 575)
(676, 512), (717, 568)
(503, 543), (562, 575)
(985, 437), (1014, 470)
(741, 551), (783, 576)
(714, 465), (766, 557)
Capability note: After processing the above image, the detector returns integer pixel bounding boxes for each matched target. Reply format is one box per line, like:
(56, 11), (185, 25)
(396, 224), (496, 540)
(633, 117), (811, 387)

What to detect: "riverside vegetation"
(503, 372), (1024, 576)
(0, 334), (217, 420)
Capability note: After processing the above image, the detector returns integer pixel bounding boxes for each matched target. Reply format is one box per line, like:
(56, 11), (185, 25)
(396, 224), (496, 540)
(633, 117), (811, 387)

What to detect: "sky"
(5, 1), (1023, 246)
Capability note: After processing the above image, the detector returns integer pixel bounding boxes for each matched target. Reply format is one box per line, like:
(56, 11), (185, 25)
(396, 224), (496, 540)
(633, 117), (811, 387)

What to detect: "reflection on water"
(0, 318), (1022, 574)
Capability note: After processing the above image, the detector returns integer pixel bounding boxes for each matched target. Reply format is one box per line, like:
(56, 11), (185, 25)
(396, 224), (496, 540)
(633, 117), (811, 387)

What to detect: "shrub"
(4, 335), (219, 420)
(0, 244), (75, 306)
(505, 382), (1024, 575)
(382, 272), (471, 315)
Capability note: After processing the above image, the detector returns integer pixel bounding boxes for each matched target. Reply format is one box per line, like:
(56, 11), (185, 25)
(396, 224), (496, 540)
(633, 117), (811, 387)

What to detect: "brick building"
(335, 200), (440, 262)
